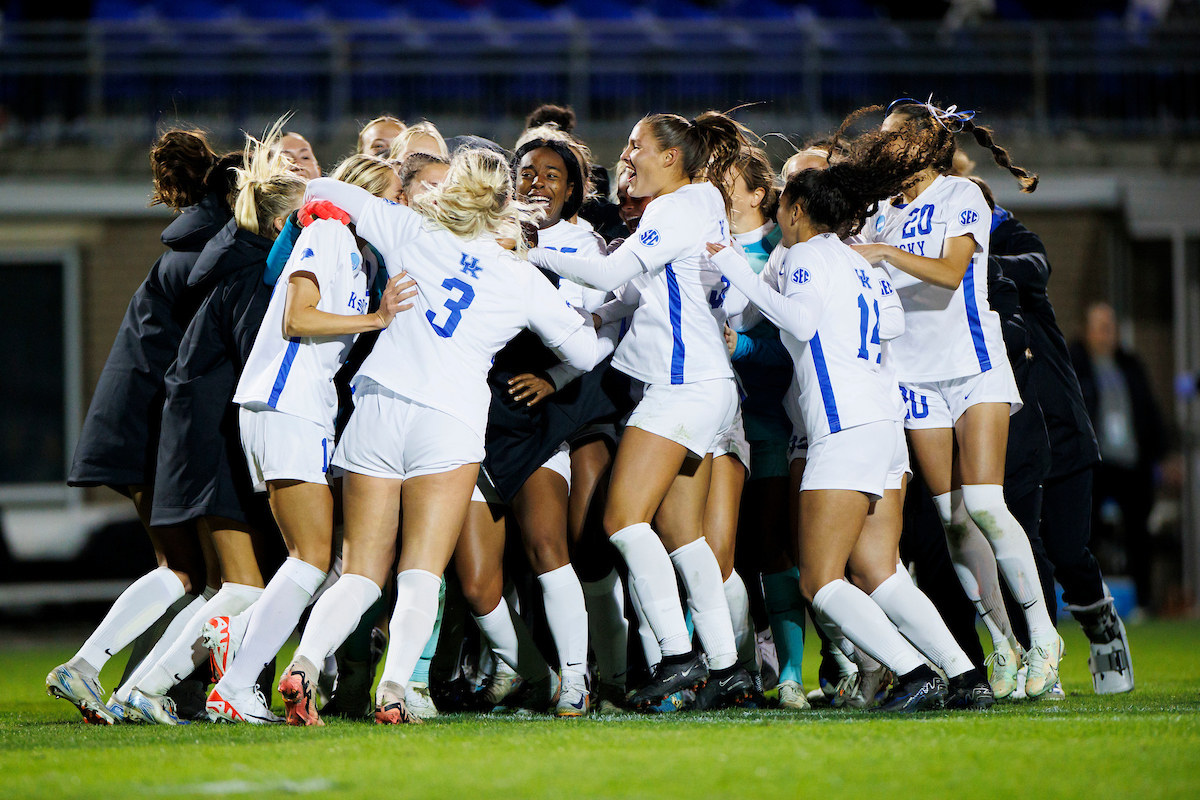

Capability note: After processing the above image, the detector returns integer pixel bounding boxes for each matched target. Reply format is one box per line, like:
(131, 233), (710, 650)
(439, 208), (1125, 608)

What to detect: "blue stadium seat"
(151, 0), (239, 21)
(717, 0), (794, 20)
(561, 0), (638, 20)
(92, 0), (157, 21)
(324, 0), (406, 20)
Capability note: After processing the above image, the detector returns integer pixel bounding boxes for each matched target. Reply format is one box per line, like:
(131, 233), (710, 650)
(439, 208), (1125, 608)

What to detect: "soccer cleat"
(627, 651), (708, 711)
(104, 693), (128, 724)
(201, 614), (248, 683)
(206, 684), (282, 724)
(641, 689), (694, 713)
(46, 664), (116, 725)
(830, 673), (866, 710)
(278, 657), (324, 726)
(126, 688), (189, 725)
(872, 666), (947, 713)
(595, 682), (627, 715)
(944, 668), (995, 710)
(480, 662), (524, 708)
(321, 657), (374, 720)
(688, 664), (757, 711)
(556, 678), (590, 718)
(1025, 635), (1065, 699)
(858, 665), (892, 709)
(404, 681), (439, 720)
(374, 681), (423, 725)
(1068, 595), (1134, 695)
(984, 639), (1022, 700)
(777, 680), (810, 711)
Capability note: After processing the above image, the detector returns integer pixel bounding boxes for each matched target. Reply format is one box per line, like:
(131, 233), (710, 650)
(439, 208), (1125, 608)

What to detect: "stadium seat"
(92, 0), (157, 21)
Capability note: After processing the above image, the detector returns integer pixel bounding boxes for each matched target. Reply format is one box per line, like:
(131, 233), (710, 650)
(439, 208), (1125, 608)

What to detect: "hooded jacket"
(69, 194), (230, 491)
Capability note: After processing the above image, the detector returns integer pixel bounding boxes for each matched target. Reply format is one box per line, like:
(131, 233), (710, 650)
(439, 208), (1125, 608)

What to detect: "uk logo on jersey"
(640, 229), (660, 247)
(300, 248), (314, 260)
(961, 209), (979, 226)
(854, 268), (872, 289)
(460, 253), (482, 279)
(791, 268), (810, 284)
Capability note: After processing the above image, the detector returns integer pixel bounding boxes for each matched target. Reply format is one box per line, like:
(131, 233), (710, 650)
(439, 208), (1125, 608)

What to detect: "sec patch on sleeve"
(960, 209), (979, 226)
(639, 229), (660, 247)
(791, 267), (810, 285)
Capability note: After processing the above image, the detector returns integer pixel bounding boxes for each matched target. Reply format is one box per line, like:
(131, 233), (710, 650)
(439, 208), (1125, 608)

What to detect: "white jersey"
(352, 198), (590, 440)
(615, 182), (735, 386)
(539, 219), (609, 313)
(767, 233), (901, 441)
(863, 174), (1003, 382)
(234, 218), (371, 427)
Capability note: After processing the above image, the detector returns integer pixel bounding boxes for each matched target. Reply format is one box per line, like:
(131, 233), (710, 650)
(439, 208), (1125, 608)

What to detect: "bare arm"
(281, 271), (416, 338)
(851, 235), (977, 291)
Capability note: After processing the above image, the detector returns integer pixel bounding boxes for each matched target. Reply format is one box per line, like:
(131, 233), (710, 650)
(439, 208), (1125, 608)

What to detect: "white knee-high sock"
(292, 573), (381, 668)
(115, 592), (207, 703)
(582, 570), (629, 688)
(871, 568), (973, 679)
(70, 567), (186, 675)
(626, 574), (663, 669)
(610, 523), (691, 657)
(669, 538), (738, 670)
(961, 484), (1056, 644)
(934, 490), (1016, 651)
(378, 569), (442, 692)
(537, 565), (589, 685)
(136, 582), (262, 696)
(219, 558), (327, 691)
(473, 597), (552, 682)
(723, 572), (758, 672)
(811, 579), (925, 677)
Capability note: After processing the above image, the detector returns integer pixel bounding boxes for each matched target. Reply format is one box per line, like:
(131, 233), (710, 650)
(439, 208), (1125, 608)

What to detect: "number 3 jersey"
(235, 218), (372, 427)
(862, 174), (1004, 383)
(351, 198), (590, 440)
(764, 233), (902, 443)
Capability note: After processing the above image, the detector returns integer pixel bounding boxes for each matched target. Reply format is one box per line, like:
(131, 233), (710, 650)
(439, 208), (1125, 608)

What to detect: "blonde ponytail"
(410, 148), (538, 248)
(232, 116), (307, 238)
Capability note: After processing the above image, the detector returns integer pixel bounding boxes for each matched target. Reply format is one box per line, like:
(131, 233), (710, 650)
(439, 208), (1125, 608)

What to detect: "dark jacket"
(991, 210), (1101, 479)
(150, 219), (275, 529)
(69, 194), (231, 491)
(988, 256), (1051, 497)
(1069, 342), (1168, 474)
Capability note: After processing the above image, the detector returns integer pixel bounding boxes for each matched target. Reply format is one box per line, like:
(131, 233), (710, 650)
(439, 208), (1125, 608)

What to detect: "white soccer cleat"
(206, 684), (282, 724)
(1068, 595), (1134, 695)
(104, 693), (128, 724)
(404, 681), (439, 720)
(46, 664), (116, 725)
(375, 680), (422, 725)
(858, 665), (892, 708)
(555, 677), (590, 718)
(777, 680), (810, 711)
(830, 673), (866, 710)
(985, 639), (1023, 700)
(201, 614), (249, 683)
(481, 663), (524, 707)
(1025, 635), (1065, 699)
(126, 688), (188, 725)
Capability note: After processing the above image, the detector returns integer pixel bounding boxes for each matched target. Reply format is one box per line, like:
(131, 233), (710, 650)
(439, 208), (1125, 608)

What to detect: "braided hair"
(883, 99), (1038, 193)
(511, 137), (586, 222)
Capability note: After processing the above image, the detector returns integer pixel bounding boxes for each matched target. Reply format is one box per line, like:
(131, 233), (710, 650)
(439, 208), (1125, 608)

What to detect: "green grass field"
(2, 620), (1198, 799)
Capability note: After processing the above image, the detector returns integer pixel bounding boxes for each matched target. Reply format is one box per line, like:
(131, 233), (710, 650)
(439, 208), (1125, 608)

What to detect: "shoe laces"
(253, 687), (270, 711)
(833, 673), (859, 698)
(984, 650), (1009, 670)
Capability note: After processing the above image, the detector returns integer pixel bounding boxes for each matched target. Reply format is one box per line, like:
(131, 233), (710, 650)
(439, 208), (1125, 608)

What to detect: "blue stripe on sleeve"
(665, 264), (685, 384)
(961, 261), (992, 372)
(267, 337), (301, 408)
(809, 332), (841, 434)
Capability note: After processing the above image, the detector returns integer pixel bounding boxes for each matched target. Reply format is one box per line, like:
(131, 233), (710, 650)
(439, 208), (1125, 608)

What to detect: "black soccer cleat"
(945, 668), (996, 710)
(687, 664), (759, 711)
(628, 651), (708, 711)
(871, 666), (948, 713)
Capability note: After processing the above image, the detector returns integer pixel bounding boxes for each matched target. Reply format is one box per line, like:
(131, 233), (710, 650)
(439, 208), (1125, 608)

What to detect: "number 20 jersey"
(863, 174), (1004, 383)
(352, 198), (589, 440)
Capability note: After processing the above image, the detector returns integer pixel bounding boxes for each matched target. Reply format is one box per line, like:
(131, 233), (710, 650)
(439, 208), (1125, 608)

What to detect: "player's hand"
(374, 271), (417, 329)
(591, 312), (602, 331)
(850, 243), (893, 264)
(605, 238), (625, 255)
(724, 323), (739, 356)
(298, 200), (351, 227)
(706, 242), (727, 256)
(508, 372), (556, 406)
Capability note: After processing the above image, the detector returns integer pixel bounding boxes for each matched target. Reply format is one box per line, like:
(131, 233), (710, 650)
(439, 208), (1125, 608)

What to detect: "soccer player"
(275, 148), (614, 725)
(202, 155), (418, 723)
(851, 98), (1061, 699)
(358, 115), (406, 157)
(528, 111), (758, 710)
(49, 130), (237, 724)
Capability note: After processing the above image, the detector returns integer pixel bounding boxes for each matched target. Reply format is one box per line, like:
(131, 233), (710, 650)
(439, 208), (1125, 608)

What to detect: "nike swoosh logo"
(1021, 601), (1037, 610)
(680, 666), (695, 677)
(104, 649), (114, 657)
(570, 696), (586, 709)
(719, 676), (736, 688)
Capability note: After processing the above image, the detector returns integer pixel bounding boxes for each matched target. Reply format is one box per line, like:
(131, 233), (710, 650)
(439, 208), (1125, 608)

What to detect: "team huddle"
(46, 98), (1136, 727)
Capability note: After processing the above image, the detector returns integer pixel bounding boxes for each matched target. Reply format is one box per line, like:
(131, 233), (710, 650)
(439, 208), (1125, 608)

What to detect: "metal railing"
(2, 18), (1199, 138)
